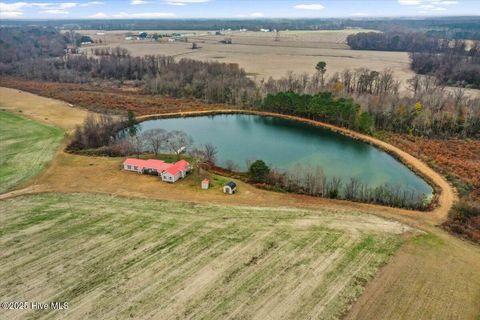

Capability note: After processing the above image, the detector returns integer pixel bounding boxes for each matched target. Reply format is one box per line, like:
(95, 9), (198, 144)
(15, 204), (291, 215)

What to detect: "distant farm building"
(201, 178), (209, 189)
(123, 158), (191, 183)
(223, 181), (237, 194)
(79, 35), (93, 45)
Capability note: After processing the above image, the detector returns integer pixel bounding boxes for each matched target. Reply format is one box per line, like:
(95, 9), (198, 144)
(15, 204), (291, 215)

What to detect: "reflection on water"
(138, 114), (432, 195)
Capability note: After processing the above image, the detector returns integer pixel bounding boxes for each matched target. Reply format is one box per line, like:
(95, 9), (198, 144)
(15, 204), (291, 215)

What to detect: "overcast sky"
(1, 0), (479, 20)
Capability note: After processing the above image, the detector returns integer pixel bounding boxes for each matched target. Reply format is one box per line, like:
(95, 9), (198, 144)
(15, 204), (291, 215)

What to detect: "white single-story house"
(223, 181), (237, 194)
(123, 158), (146, 173)
(123, 158), (191, 183)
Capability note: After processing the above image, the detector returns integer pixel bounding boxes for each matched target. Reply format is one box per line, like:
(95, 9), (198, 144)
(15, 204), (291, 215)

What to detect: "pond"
(138, 114), (432, 196)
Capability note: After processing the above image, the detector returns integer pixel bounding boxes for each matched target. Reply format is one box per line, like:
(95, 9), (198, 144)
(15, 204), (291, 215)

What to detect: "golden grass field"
(1, 88), (479, 319)
(81, 29), (480, 97)
(83, 29), (414, 84)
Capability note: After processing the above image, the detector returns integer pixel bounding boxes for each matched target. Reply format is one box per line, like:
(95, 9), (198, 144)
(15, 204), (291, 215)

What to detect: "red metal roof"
(165, 160), (190, 176)
(124, 158), (189, 175)
(145, 159), (172, 172)
(123, 158), (148, 169)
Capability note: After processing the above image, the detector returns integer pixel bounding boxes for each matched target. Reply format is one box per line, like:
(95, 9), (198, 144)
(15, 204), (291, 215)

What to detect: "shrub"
(249, 160), (270, 183)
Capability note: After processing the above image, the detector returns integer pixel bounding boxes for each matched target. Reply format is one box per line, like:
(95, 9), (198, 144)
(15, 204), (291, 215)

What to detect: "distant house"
(223, 181), (237, 194)
(201, 178), (209, 189)
(122, 158), (191, 183)
(78, 35), (93, 45)
(65, 44), (78, 54)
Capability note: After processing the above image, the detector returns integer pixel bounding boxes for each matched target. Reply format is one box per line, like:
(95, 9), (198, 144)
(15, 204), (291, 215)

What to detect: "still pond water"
(138, 114), (432, 195)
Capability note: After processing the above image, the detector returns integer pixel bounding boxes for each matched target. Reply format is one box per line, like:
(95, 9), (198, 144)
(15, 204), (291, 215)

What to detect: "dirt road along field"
(0, 87), (91, 132)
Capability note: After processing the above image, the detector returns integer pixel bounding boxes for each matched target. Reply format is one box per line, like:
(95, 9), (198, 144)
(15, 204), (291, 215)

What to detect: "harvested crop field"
(84, 29), (414, 84)
(0, 111), (63, 193)
(0, 193), (408, 320)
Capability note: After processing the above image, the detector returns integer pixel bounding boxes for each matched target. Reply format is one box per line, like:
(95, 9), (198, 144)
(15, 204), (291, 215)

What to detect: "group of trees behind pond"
(259, 70), (480, 138)
(261, 92), (374, 134)
(1, 26), (479, 138)
(346, 31), (480, 89)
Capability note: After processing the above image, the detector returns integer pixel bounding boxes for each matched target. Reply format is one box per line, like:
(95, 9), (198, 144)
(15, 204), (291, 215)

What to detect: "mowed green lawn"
(0, 111), (63, 193)
(0, 193), (407, 320)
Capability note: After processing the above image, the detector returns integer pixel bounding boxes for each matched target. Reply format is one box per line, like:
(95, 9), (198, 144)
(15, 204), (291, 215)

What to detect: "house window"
(127, 165), (132, 169)
(134, 166), (138, 170)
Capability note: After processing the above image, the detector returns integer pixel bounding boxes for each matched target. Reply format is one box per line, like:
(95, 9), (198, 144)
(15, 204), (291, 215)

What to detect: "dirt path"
(0, 87), (92, 132)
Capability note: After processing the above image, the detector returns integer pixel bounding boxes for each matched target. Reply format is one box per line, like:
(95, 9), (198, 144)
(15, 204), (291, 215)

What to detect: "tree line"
(261, 92), (374, 134)
(347, 31), (480, 89)
(410, 41), (480, 89)
(346, 31), (444, 52)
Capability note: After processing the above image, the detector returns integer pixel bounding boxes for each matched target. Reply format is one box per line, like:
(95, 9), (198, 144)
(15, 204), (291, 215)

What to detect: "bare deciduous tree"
(165, 130), (193, 159)
(142, 128), (167, 156)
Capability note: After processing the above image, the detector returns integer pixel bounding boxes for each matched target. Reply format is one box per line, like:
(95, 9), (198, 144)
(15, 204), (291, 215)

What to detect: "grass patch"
(0, 111), (63, 193)
(410, 232), (445, 248)
(0, 193), (406, 319)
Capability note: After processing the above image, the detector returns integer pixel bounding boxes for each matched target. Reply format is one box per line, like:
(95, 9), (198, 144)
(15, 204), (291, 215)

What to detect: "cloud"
(350, 12), (368, 16)
(166, 0), (210, 2)
(293, 3), (325, 10)
(89, 12), (108, 18)
(249, 12), (264, 17)
(130, 0), (148, 4)
(112, 11), (176, 18)
(0, 2), (84, 16)
(80, 1), (104, 7)
(0, 10), (23, 18)
(398, 0), (458, 13)
(398, 0), (421, 5)
(0, 2), (29, 11)
(40, 9), (69, 14)
(436, 0), (458, 4)
(164, 0), (210, 5)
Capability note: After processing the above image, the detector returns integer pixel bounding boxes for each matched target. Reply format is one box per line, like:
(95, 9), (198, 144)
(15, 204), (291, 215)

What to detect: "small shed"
(223, 181), (237, 194)
(201, 178), (209, 189)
